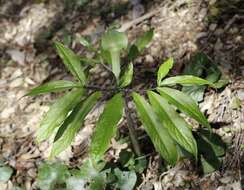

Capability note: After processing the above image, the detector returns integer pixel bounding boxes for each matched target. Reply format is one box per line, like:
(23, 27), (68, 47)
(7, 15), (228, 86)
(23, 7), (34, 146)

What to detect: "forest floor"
(0, 0), (243, 189)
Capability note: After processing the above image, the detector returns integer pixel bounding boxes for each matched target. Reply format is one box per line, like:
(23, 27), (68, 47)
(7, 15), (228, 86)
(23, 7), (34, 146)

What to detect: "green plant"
(36, 161), (137, 190)
(26, 29), (224, 170)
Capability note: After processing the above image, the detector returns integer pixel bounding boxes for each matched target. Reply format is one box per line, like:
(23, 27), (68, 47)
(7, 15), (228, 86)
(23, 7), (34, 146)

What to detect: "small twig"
(124, 95), (141, 156)
(84, 84), (118, 92)
(118, 9), (161, 32)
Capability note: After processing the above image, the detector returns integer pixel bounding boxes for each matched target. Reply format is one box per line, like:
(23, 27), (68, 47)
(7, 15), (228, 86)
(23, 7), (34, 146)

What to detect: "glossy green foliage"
(90, 93), (124, 158)
(119, 63), (133, 87)
(55, 42), (86, 85)
(148, 91), (197, 158)
(157, 58), (174, 86)
(160, 75), (215, 87)
(36, 89), (84, 143)
(101, 30), (128, 79)
(157, 87), (211, 130)
(25, 80), (80, 96)
(50, 92), (101, 158)
(132, 92), (178, 165)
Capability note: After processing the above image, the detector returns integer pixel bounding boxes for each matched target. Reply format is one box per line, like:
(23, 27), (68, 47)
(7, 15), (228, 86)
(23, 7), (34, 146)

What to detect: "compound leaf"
(132, 93), (178, 165)
(157, 87), (211, 130)
(50, 92), (101, 158)
(90, 93), (124, 158)
(25, 80), (80, 96)
(55, 42), (86, 85)
(36, 89), (84, 143)
(148, 91), (197, 158)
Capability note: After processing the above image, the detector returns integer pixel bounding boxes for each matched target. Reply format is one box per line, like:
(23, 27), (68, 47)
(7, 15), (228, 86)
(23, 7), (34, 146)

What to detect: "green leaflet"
(132, 93), (178, 165)
(36, 89), (84, 143)
(110, 51), (121, 80)
(101, 30), (128, 80)
(160, 75), (215, 87)
(119, 63), (133, 87)
(157, 58), (174, 86)
(25, 80), (81, 96)
(134, 29), (154, 52)
(50, 92), (101, 158)
(128, 29), (154, 60)
(157, 87), (211, 130)
(90, 93), (124, 158)
(55, 42), (86, 85)
(101, 30), (128, 52)
(148, 91), (197, 158)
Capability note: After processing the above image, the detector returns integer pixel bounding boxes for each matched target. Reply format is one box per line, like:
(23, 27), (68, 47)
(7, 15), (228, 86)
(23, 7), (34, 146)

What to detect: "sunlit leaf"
(50, 92), (101, 158)
(36, 89), (83, 143)
(157, 58), (174, 86)
(101, 30), (128, 52)
(148, 91), (197, 158)
(101, 30), (128, 80)
(55, 42), (86, 85)
(25, 80), (80, 96)
(90, 93), (124, 158)
(0, 166), (13, 182)
(37, 162), (70, 190)
(160, 75), (215, 87)
(119, 63), (133, 87)
(157, 87), (211, 130)
(132, 93), (178, 165)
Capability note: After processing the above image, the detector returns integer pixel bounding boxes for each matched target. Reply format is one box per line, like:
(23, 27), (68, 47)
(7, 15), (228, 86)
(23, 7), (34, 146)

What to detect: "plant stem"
(84, 85), (118, 91)
(124, 96), (142, 156)
(84, 85), (155, 93)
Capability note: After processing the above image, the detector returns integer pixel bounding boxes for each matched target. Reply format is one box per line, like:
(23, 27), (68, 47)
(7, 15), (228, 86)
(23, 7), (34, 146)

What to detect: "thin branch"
(84, 85), (118, 91)
(84, 84), (155, 93)
(124, 95), (142, 156)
